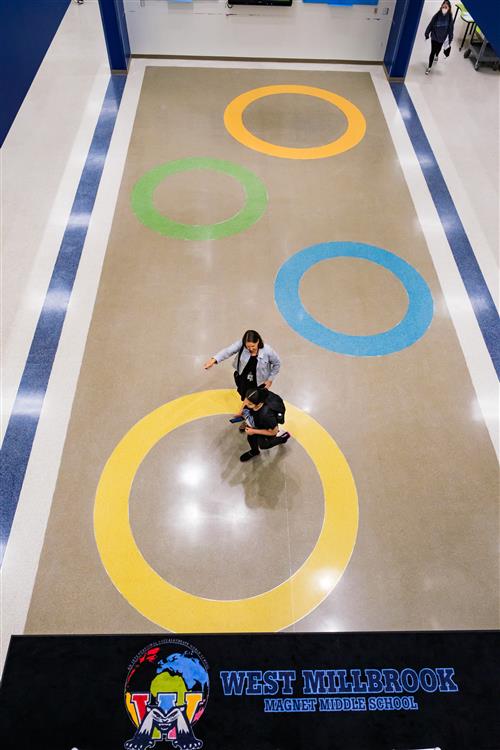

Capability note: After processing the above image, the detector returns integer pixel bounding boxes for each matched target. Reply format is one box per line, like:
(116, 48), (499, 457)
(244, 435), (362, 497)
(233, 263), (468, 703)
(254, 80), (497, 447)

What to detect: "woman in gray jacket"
(204, 329), (281, 400)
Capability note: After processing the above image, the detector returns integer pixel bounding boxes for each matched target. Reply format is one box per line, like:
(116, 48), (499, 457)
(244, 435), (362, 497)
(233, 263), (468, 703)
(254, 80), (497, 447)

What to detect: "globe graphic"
(151, 672), (189, 704)
(125, 642), (210, 740)
(153, 652), (208, 699)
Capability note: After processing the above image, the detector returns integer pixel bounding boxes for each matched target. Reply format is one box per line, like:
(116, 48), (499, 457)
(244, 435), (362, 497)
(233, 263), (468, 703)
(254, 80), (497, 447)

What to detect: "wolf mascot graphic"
(125, 646), (209, 750)
(124, 701), (202, 750)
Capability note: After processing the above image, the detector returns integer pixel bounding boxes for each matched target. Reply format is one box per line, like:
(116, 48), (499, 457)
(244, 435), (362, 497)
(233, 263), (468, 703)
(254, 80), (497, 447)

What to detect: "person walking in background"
(204, 329), (281, 401)
(425, 0), (454, 75)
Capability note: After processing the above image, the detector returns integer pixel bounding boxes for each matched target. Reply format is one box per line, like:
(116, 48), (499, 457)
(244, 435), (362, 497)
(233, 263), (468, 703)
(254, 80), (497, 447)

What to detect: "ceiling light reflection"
(43, 287), (70, 312)
(315, 568), (338, 593)
(178, 462), (206, 488)
(11, 390), (45, 418)
(471, 396), (499, 423)
(180, 503), (203, 527)
(67, 211), (92, 229)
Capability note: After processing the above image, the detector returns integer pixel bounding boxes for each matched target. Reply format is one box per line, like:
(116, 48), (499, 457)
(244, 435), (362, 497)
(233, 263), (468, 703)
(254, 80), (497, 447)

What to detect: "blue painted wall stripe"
(0, 76), (126, 564)
(391, 83), (499, 377)
(384, 0), (425, 80)
(98, 0), (130, 72)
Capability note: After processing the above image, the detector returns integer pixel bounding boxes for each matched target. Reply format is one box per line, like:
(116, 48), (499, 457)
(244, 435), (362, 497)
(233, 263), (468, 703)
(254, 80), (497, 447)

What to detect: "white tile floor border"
(1, 0), (108, 442)
(370, 68), (498, 452)
(405, 82), (499, 310)
(1, 65), (110, 444)
(1, 57), (144, 672)
(1, 59), (498, 673)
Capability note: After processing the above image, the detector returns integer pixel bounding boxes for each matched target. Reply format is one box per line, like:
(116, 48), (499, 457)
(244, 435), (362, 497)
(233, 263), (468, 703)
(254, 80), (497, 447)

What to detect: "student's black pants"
(429, 40), (443, 67)
(247, 433), (288, 454)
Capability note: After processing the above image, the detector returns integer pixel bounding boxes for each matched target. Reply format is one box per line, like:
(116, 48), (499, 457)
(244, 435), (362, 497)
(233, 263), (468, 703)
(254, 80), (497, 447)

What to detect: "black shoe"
(240, 450), (259, 462)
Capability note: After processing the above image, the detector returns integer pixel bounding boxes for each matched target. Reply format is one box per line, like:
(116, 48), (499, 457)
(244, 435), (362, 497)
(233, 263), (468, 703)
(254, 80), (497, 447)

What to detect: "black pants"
(247, 433), (287, 454)
(429, 40), (443, 67)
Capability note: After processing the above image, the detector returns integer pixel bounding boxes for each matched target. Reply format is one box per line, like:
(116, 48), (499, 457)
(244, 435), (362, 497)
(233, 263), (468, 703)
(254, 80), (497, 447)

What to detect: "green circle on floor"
(131, 157), (268, 240)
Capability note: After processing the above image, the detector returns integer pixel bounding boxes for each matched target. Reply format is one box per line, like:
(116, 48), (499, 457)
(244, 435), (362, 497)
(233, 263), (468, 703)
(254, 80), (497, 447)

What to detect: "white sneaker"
(425, 67), (431, 75)
(277, 430), (291, 442)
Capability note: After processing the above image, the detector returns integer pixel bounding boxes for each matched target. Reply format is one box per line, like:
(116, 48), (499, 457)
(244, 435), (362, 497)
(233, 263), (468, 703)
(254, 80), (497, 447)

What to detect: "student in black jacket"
(425, 0), (454, 75)
(239, 388), (290, 462)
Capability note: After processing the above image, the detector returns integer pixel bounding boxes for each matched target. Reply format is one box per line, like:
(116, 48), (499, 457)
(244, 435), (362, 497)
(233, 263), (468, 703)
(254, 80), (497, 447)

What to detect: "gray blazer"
(213, 340), (281, 385)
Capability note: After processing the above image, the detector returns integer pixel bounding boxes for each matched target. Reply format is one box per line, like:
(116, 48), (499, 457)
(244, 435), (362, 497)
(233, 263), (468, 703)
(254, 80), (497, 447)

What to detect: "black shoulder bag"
(233, 345), (244, 390)
(266, 391), (286, 424)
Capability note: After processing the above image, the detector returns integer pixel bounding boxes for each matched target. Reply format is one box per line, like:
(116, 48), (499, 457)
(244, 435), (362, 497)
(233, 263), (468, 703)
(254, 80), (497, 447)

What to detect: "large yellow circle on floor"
(224, 84), (366, 160)
(94, 389), (358, 632)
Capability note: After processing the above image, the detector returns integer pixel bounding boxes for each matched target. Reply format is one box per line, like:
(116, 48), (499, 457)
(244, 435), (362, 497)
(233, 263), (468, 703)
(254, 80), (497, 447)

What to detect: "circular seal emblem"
(124, 638), (209, 750)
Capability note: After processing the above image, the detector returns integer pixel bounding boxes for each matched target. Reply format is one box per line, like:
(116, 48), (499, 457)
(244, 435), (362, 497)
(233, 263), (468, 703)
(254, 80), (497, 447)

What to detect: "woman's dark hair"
(440, 0), (451, 10)
(245, 388), (268, 405)
(242, 330), (264, 349)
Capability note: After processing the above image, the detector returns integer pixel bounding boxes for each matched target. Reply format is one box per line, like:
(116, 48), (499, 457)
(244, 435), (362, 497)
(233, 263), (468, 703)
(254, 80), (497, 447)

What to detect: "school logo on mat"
(124, 638), (209, 750)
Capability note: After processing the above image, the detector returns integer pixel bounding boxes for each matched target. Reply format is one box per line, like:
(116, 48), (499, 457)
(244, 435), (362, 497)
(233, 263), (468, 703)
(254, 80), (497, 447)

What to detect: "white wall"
(125, 0), (396, 61)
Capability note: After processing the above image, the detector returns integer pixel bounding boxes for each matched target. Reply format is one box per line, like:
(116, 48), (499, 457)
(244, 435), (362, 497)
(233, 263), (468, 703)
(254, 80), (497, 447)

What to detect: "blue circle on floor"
(274, 242), (433, 356)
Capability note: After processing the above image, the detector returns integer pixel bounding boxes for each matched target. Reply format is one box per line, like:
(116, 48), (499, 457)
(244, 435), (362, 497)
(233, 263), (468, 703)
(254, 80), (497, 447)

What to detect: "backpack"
(265, 391), (286, 424)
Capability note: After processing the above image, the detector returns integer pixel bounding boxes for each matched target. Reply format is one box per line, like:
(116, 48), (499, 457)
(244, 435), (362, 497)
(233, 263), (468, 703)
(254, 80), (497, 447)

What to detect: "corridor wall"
(124, 0), (395, 61)
(0, 0), (70, 146)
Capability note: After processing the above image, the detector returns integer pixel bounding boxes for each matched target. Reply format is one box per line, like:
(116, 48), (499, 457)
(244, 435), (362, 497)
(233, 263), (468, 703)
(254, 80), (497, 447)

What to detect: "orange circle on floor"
(224, 84), (366, 160)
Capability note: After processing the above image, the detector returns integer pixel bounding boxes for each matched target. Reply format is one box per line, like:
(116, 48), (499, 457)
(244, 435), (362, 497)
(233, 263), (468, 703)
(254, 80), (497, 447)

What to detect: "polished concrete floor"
(4, 1), (498, 436)
(20, 66), (498, 636)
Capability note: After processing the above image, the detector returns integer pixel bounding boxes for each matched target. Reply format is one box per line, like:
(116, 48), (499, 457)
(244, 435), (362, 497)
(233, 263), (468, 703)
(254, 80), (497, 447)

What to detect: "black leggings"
(247, 433), (287, 454)
(429, 40), (443, 67)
